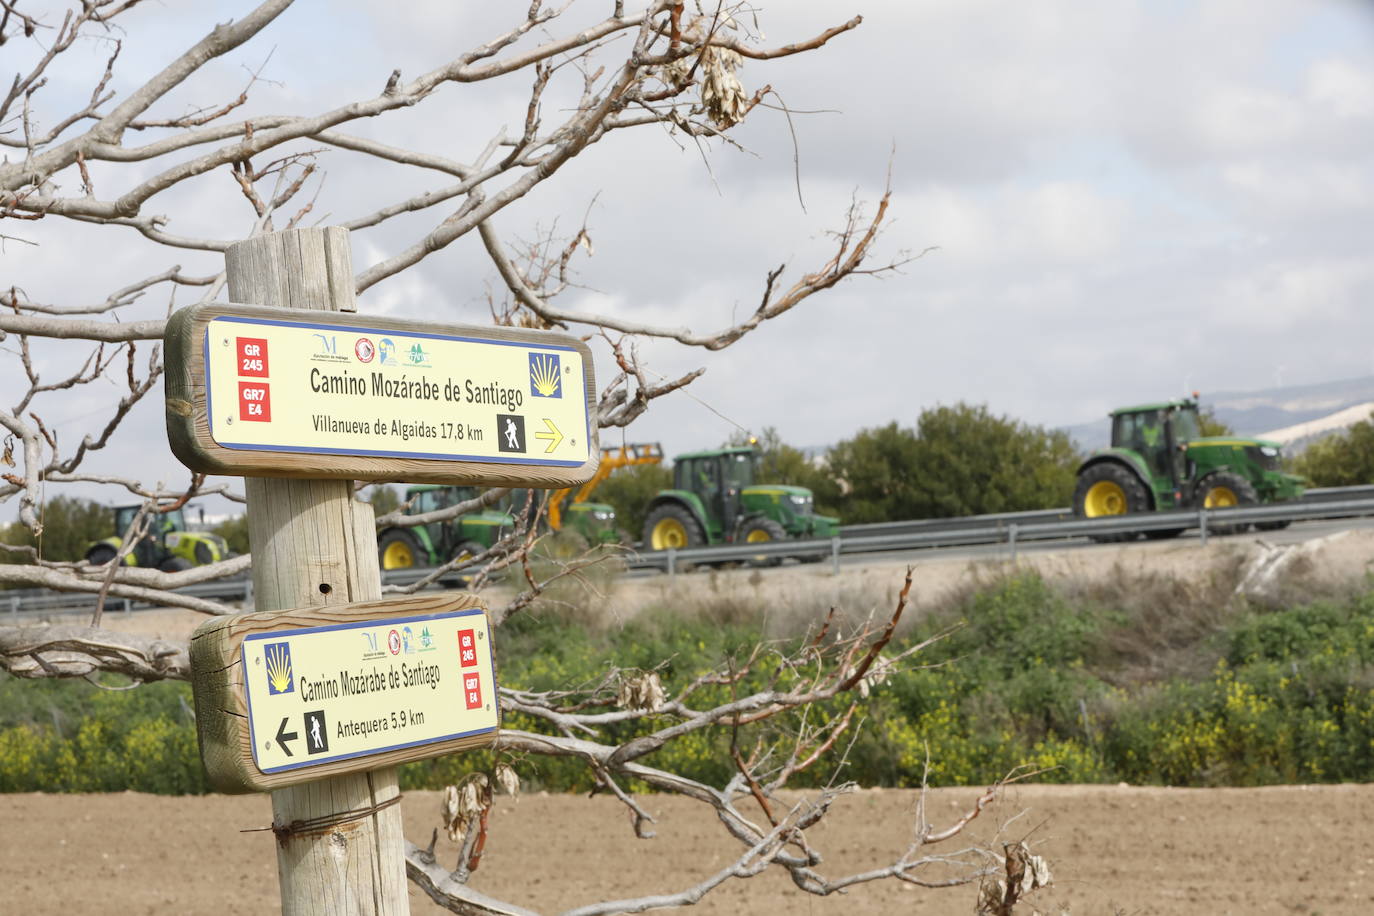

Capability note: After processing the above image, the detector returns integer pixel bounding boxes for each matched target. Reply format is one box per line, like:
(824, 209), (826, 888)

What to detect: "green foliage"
(7, 575), (1374, 794)
(0, 520), (32, 570)
(825, 403), (1079, 523)
(1, 495), (111, 563)
(1290, 411), (1374, 486)
(0, 675), (207, 794)
(1198, 407), (1233, 438)
(594, 462), (672, 540)
(211, 514), (251, 555)
(365, 483), (404, 516)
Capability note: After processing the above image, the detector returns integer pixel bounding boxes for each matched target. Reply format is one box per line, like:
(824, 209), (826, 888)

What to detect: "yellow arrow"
(534, 418), (563, 453)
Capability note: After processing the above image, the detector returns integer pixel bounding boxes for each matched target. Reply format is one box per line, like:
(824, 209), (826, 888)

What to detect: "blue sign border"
(205, 315), (591, 468)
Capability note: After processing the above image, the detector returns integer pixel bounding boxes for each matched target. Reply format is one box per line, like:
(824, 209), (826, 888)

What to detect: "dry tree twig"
(0, 7), (977, 913)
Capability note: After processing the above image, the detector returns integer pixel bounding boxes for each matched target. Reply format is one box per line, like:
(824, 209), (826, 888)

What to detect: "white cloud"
(1307, 57), (1374, 117)
(8, 0), (1374, 522)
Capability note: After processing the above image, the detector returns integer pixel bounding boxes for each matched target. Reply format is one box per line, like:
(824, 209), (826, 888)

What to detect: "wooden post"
(225, 228), (409, 916)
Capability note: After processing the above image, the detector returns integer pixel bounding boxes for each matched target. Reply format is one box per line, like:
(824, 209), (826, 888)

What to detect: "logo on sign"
(265, 642), (294, 695)
(388, 629), (402, 655)
(420, 627), (434, 650)
(312, 333), (347, 363)
(463, 672), (482, 710)
(379, 338), (398, 365)
(407, 342), (430, 367)
(402, 626), (415, 654)
(237, 338), (269, 377)
(497, 414), (526, 453)
(529, 353), (562, 398)
(239, 382), (271, 422)
(458, 629), (477, 668)
(355, 337), (376, 363)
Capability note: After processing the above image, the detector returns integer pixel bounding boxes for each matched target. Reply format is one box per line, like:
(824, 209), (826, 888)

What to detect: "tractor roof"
(671, 446), (758, 462)
(1109, 399), (1197, 417)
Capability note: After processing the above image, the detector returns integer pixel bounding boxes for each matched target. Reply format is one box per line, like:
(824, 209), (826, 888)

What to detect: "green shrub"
(5, 571), (1374, 794)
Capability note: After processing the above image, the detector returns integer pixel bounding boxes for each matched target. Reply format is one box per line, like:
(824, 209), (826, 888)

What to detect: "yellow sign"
(242, 606), (498, 775)
(203, 315), (590, 468)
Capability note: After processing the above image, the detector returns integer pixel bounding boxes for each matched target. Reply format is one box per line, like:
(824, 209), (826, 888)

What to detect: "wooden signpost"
(172, 227), (593, 915)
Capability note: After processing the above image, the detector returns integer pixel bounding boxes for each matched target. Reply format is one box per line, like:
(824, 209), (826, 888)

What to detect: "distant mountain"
(1064, 376), (1374, 453)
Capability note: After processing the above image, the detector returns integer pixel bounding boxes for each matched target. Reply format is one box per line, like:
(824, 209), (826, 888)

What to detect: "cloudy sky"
(6, 0), (1374, 514)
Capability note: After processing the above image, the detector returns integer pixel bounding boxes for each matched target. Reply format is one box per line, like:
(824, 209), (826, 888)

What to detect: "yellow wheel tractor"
(642, 445), (837, 565)
(1073, 396), (1305, 542)
(84, 505), (231, 571)
(376, 485), (512, 572)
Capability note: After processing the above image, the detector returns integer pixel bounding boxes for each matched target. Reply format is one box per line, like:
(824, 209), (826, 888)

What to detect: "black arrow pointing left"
(275, 717), (299, 757)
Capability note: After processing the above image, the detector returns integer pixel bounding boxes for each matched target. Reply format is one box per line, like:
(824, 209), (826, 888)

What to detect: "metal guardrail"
(833, 484), (1374, 539)
(7, 487), (1374, 614)
(630, 494), (1374, 575)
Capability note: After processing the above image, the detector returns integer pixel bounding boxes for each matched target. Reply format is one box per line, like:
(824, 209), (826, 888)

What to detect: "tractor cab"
(1108, 401), (1199, 495)
(113, 505), (187, 568)
(674, 448), (758, 539)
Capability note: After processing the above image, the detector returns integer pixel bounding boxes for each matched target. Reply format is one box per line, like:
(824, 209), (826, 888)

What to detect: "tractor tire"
(85, 544), (119, 567)
(378, 528), (425, 570)
(643, 503), (704, 552)
(739, 517), (787, 567)
(1197, 472), (1257, 535)
(1073, 462), (1150, 543)
(452, 540), (486, 569)
(1255, 520), (1291, 532)
(193, 540), (216, 565)
(158, 556), (193, 573)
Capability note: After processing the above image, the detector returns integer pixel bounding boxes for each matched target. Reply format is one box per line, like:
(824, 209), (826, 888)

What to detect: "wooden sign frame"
(190, 593), (500, 794)
(164, 302), (599, 486)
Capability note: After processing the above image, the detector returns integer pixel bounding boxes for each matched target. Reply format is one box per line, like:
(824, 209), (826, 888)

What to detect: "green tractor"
(1073, 397), (1304, 541)
(376, 485), (514, 571)
(642, 446), (839, 558)
(85, 505), (231, 571)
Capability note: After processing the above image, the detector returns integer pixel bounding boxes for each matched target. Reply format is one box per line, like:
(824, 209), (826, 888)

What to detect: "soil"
(11, 531), (1374, 914)
(3, 784), (1372, 915)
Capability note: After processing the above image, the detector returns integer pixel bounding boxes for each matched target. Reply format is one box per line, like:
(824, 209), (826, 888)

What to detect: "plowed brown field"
(4, 783), (1372, 915)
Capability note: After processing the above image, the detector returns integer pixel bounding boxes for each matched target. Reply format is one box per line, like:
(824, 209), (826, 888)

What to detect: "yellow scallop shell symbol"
(265, 643), (293, 694)
(530, 354), (561, 398)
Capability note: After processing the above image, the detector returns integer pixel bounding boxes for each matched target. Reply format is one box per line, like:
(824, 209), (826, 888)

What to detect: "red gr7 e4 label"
(463, 673), (482, 710)
(238, 382), (271, 421)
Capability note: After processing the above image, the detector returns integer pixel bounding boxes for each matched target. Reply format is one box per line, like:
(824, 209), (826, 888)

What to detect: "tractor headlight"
(165, 532), (182, 547)
(787, 494), (812, 513)
(592, 510), (614, 521)
(1260, 446), (1279, 458)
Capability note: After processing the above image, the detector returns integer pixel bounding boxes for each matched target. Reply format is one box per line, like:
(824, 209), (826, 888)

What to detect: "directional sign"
(189, 594), (500, 794)
(164, 303), (598, 487)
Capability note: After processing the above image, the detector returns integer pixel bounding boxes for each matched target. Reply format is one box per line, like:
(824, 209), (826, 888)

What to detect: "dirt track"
(4, 783), (1372, 915)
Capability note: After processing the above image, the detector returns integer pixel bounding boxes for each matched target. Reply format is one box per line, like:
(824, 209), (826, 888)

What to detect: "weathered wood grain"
(220, 227), (410, 916)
